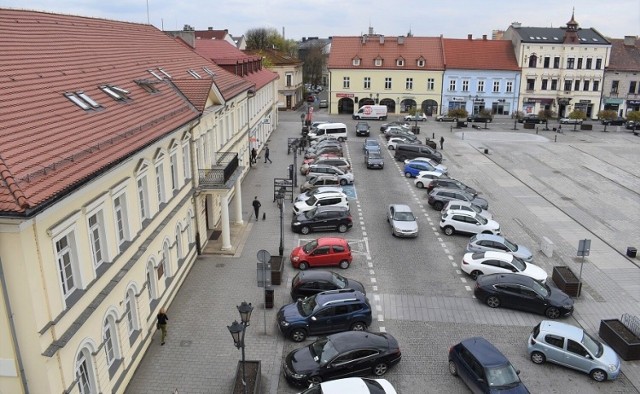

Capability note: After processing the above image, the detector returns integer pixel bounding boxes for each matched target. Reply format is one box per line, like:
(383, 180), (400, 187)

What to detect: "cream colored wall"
(329, 68), (444, 114)
(0, 120), (199, 393)
(274, 63), (303, 108)
(0, 268), (24, 394)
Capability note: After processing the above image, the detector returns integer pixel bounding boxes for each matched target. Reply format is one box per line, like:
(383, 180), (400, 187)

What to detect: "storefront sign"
(579, 100), (591, 104)
(336, 93), (354, 98)
(451, 97), (465, 101)
(627, 100), (640, 105)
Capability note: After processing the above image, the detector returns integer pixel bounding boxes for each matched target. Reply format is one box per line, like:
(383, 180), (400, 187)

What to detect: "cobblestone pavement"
(127, 112), (640, 394)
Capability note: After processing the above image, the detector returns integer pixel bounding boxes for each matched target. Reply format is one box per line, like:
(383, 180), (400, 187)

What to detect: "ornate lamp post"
(276, 190), (285, 256)
(227, 301), (254, 394)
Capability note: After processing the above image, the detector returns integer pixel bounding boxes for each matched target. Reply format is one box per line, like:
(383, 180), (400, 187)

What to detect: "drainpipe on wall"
(0, 258), (30, 393)
(187, 118), (202, 255)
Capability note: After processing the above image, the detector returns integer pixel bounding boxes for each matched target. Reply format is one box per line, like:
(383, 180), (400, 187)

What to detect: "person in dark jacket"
(439, 136), (445, 150)
(252, 196), (261, 221)
(264, 145), (272, 163)
(157, 308), (169, 345)
(251, 148), (257, 164)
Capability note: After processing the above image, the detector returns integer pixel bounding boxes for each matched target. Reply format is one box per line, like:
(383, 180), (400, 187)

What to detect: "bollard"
(462, 132), (464, 140)
(432, 132), (435, 139)
(536, 128), (539, 134)
(554, 135), (557, 142)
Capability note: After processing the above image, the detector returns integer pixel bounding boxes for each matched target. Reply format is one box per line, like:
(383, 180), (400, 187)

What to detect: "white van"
(352, 105), (388, 120)
(307, 122), (348, 141)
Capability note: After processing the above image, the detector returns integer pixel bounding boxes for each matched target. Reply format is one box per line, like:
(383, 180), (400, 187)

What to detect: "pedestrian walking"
(264, 145), (272, 163)
(252, 196), (261, 221)
(157, 308), (169, 345)
(439, 136), (445, 150)
(251, 148), (257, 164)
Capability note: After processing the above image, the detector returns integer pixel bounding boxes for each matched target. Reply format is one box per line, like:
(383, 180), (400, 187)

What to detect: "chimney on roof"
(208, 27), (213, 30)
(380, 35), (385, 44)
(225, 29), (228, 33)
(468, 34), (472, 40)
(362, 35), (366, 44)
(482, 35), (487, 40)
(511, 22), (521, 28)
(398, 36), (404, 44)
(624, 35), (637, 46)
(369, 26), (374, 35)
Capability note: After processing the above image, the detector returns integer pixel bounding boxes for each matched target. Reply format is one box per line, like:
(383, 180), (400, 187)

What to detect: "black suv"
(355, 121), (371, 136)
(291, 206), (353, 234)
(467, 114), (493, 123)
(365, 150), (384, 169)
(277, 289), (372, 342)
(519, 115), (544, 124)
(290, 270), (365, 300)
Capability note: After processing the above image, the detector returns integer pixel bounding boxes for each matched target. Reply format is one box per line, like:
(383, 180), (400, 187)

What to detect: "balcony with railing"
(198, 152), (242, 189)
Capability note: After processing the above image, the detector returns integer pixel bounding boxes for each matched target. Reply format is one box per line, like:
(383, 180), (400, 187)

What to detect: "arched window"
(162, 240), (171, 277)
(146, 259), (157, 303)
(176, 223), (183, 260)
(75, 346), (97, 394)
(124, 287), (139, 334)
(103, 314), (120, 366)
(528, 54), (538, 68)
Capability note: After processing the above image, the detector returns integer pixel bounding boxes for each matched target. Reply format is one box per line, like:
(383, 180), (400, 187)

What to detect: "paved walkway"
(126, 113), (640, 393)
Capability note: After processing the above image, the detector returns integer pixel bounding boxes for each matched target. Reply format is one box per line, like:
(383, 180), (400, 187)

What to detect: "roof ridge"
(0, 155), (30, 209)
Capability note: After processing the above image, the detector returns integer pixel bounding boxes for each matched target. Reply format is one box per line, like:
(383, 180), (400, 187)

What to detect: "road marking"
(444, 248), (450, 254)
(376, 305), (382, 311)
(440, 243), (446, 247)
(377, 315), (384, 322)
(460, 278), (467, 283)
(451, 262), (457, 267)
(367, 262), (373, 268)
(465, 286), (472, 291)
(369, 269), (375, 275)
(372, 285), (378, 291)
(449, 255), (454, 261)
(379, 327), (386, 332)
(370, 277), (377, 283)
(374, 294), (380, 301)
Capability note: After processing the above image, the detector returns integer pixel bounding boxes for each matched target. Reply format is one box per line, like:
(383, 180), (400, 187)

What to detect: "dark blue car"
(449, 337), (529, 393)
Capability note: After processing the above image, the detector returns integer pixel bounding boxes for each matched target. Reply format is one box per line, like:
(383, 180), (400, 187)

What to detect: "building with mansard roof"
(602, 36), (640, 116)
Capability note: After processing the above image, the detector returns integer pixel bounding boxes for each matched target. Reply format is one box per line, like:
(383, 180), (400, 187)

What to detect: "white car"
(292, 192), (349, 214)
(298, 378), (398, 394)
(559, 118), (583, 125)
(295, 186), (344, 203)
(441, 200), (492, 220)
(387, 137), (416, 150)
(414, 171), (447, 189)
(404, 157), (448, 174)
(404, 113), (428, 122)
(461, 251), (548, 282)
(440, 210), (500, 236)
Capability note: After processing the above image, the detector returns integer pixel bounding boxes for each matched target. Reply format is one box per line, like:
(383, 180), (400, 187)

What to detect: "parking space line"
(465, 286), (472, 292)
(460, 278), (467, 283)
(377, 315), (384, 322)
(370, 278), (377, 283)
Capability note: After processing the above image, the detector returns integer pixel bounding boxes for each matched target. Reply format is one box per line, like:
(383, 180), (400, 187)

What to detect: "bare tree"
(303, 42), (325, 86)
(246, 27), (297, 56)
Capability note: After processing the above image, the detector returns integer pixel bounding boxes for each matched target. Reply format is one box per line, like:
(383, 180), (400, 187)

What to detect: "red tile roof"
(607, 37), (640, 72)
(194, 40), (278, 90)
(328, 36), (445, 70)
(0, 9), (251, 215)
(442, 38), (520, 71)
(195, 29), (229, 40)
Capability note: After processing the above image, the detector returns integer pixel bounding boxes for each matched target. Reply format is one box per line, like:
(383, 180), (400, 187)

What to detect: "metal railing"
(198, 152), (239, 188)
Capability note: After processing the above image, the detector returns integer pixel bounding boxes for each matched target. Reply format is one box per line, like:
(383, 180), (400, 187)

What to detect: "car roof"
(308, 174), (339, 180)
(472, 234), (503, 242)
(315, 237), (349, 246)
(326, 331), (389, 352)
(313, 205), (349, 213)
(478, 273), (533, 286)
(444, 209), (478, 218)
(459, 337), (510, 367)
(389, 204), (412, 212)
(475, 251), (513, 261)
(538, 320), (585, 341)
(316, 378), (396, 394)
(311, 186), (343, 193)
(314, 192), (346, 199)
(294, 270), (336, 282)
(432, 187), (470, 195)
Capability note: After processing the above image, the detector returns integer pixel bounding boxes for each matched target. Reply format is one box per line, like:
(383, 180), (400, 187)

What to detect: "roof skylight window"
(202, 67), (216, 77)
(148, 69), (162, 80)
(158, 68), (172, 79)
(77, 92), (100, 108)
(188, 69), (202, 79)
(65, 93), (90, 110)
(100, 85), (130, 101)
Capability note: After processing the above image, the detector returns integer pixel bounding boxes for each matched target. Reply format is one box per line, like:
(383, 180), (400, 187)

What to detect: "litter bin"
(265, 287), (274, 309)
(627, 247), (637, 258)
(411, 126), (420, 135)
(288, 164), (294, 180)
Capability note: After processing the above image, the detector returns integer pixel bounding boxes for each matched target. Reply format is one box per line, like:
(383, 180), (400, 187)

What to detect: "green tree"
(448, 108), (468, 119)
(597, 109), (617, 132)
(245, 27), (298, 56)
(627, 111), (640, 134)
(302, 42), (325, 87)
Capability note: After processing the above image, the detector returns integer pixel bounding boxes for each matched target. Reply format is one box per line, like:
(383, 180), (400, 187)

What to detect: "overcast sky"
(1, 1), (638, 40)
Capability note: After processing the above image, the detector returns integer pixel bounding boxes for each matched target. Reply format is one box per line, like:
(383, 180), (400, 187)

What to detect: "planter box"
(269, 255), (284, 285)
(411, 126), (420, 134)
(523, 123), (535, 129)
(551, 266), (581, 297)
(232, 360), (261, 394)
(580, 124), (593, 131)
(599, 319), (640, 361)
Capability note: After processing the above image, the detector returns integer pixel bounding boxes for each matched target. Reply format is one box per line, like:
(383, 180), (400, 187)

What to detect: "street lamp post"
(227, 301), (254, 394)
(276, 191), (285, 256)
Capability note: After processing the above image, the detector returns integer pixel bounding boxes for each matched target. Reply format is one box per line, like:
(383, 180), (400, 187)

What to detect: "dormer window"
(352, 58), (361, 66)
(396, 58), (405, 67)
(374, 58), (383, 67)
(417, 59), (425, 67)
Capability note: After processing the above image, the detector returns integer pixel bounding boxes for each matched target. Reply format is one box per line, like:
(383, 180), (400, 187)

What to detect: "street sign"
(257, 249), (271, 263)
(577, 239), (591, 257)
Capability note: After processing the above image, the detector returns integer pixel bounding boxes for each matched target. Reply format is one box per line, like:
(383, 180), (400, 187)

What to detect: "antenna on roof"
(146, 0), (150, 24)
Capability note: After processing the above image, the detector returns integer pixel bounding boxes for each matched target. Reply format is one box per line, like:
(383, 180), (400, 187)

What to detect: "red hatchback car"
(290, 237), (352, 270)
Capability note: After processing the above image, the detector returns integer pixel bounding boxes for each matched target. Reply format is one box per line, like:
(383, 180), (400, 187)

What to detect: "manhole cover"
(216, 263), (225, 268)
(180, 340), (192, 347)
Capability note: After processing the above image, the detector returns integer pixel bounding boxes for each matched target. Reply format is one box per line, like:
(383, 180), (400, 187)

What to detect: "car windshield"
(470, 204), (482, 214)
(305, 196), (318, 206)
(394, 211), (415, 221)
(369, 152), (382, 159)
(304, 208), (318, 219)
(302, 240), (318, 253)
(476, 215), (488, 225)
(503, 238), (517, 251)
(530, 279), (550, 297)
(330, 272), (347, 288)
(485, 364), (522, 388)
(298, 294), (318, 316)
(582, 331), (604, 357)
(310, 338), (339, 366)
(510, 256), (526, 271)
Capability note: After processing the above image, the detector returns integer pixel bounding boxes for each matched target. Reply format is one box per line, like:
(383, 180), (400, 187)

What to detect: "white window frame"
(103, 317), (117, 366)
(87, 211), (106, 269)
(396, 59), (404, 67)
(75, 349), (96, 394)
(352, 58), (360, 66)
(462, 80), (469, 92)
(176, 223), (183, 260)
(343, 77), (350, 89)
(137, 175), (150, 222)
(162, 239), (172, 277)
(364, 77), (371, 90)
(125, 288), (138, 334)
(417, 59), (425, 67)
(384, 78), (392, 90)
(506, 81), (513, 93)
(49, 211), (82, 301)
(493, 81), (500, 92)
(374, 59), (382, 67)
(146, 259), (158, 303)
(477, 80), (485, 92)
(170, 150), (179, 192)
(427, 78), (435, 90)
(449, 80), (456, 91)
(406, 78), (413, 90)
(112, 191), (130, 248)
(187, 210), (195, 244)
(182, 140), (191, 180)
(155, 161), (166, 205)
